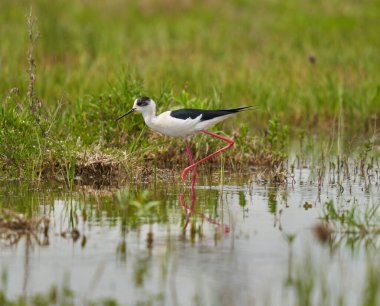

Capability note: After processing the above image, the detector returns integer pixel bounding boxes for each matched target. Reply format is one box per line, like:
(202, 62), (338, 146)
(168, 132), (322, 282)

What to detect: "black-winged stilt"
(116, 96), (252, 181)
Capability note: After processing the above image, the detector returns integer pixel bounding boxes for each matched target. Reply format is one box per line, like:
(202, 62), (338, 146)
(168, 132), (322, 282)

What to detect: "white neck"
(140, 104), (157, 125)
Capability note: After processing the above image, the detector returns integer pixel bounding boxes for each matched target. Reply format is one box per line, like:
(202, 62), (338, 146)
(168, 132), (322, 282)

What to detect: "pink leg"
(180, 188), (230, 234)
(185, 139), (197, 186)
(182, 130), (234, 181)
(179, 186), (196, 232)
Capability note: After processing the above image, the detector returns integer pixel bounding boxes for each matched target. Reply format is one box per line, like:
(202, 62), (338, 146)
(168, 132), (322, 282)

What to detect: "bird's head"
(116, 96), (156, 121)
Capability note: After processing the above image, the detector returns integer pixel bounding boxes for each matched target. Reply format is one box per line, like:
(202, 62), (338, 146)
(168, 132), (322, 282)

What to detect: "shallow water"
(1, 168), (380, 306)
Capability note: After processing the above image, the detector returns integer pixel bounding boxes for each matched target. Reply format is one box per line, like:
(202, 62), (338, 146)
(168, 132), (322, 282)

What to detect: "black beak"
(115, 108), (136, 122)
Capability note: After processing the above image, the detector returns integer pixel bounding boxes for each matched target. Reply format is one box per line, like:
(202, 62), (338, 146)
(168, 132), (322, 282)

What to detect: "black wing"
(170, 107), (252, 121)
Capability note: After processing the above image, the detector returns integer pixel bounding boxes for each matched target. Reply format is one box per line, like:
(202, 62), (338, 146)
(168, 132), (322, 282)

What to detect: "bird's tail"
(222, 106), (257, 113)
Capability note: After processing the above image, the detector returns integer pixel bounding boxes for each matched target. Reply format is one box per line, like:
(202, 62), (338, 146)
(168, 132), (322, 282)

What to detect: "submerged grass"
(1, 248), (380, 306)
(0, 273), (119, 306)
(287, 252), (380, 306)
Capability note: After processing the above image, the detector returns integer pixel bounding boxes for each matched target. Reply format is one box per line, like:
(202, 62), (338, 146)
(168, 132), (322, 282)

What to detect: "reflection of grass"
(0, 272), (76, 306)
(0, 280), (113, 306)
(0, 209), (49, 246)
(0, 181), (225, 242)
(115, 188), (162, 230)
(322, 200), (380, 237)
(286, 252), (380, 306)
(1, 253), (380, 306)
(0, 268), (164, 306)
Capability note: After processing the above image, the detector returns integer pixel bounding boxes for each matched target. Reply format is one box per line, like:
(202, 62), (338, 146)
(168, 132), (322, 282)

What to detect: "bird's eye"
(136, 96), (150, 107)
(137, 101), (146, 107)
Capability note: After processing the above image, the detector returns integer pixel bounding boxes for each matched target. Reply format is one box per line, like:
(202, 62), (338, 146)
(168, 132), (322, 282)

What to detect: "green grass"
(1, 0), (380, 179)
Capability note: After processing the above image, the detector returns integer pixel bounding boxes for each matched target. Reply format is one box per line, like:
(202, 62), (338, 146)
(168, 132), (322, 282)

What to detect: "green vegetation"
(321, 199), (380, 248)
(1, 0), (379, 180)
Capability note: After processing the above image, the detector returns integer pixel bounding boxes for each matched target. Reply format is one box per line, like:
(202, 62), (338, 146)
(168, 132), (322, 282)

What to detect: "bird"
(116, 96), (252, 182)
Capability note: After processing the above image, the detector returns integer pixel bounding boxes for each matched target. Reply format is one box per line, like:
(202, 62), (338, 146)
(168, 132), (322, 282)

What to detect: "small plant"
(266, 117), (289, 159)
(115, 189), (161, 228)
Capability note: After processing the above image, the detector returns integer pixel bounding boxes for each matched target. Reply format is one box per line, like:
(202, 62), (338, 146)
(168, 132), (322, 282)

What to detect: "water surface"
(1, 168), (380, 305)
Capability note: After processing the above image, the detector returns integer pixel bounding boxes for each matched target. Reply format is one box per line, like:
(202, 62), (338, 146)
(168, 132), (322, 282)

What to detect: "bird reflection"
(179, 174), (230, 235)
